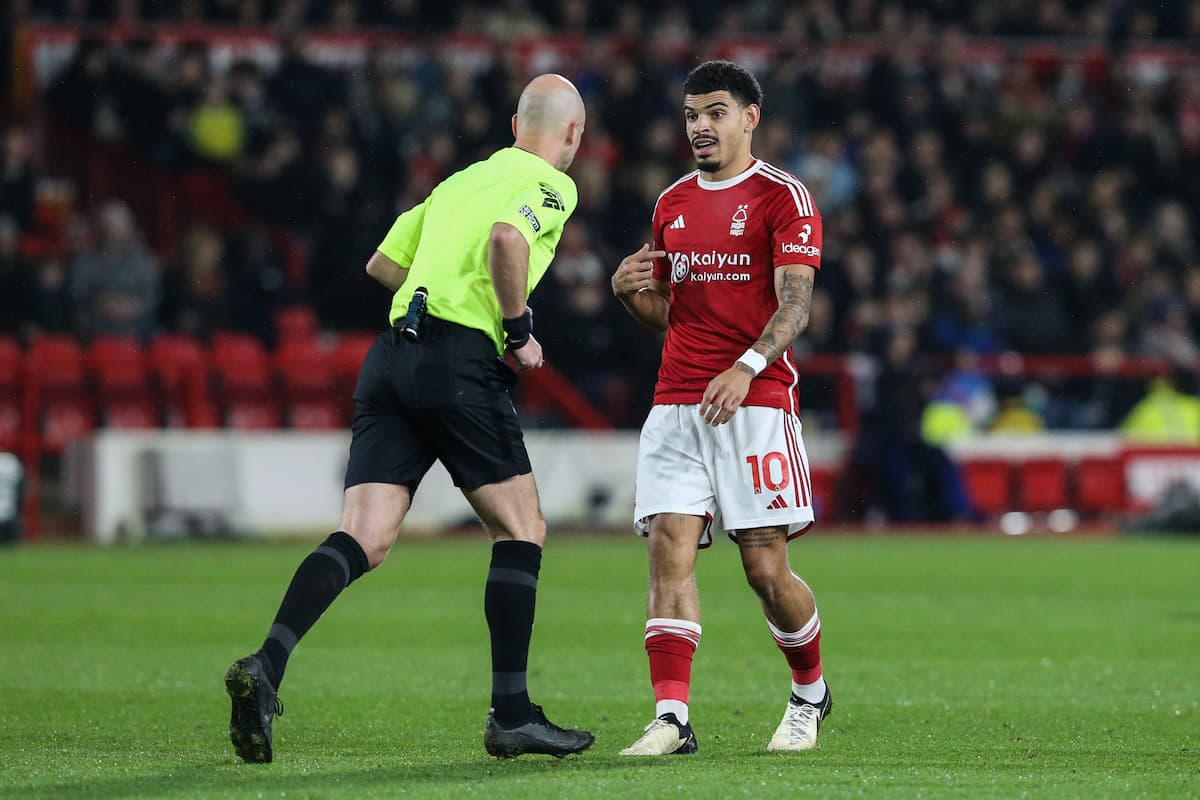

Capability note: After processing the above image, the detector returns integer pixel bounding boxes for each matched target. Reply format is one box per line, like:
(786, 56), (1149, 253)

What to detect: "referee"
(224, 74), (593, 763)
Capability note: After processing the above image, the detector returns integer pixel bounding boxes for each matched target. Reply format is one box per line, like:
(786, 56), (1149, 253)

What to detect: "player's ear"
(744, 103), (761, 133)
(511, 113), (519, 138)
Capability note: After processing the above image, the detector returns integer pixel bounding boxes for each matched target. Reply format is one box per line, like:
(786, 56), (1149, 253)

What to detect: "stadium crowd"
(3, 0), (1200, 433)
(10, 0), (1200, 39)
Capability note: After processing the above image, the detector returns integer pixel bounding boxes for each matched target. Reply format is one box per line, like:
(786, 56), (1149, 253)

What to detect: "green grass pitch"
(1, 532), (1196, 799)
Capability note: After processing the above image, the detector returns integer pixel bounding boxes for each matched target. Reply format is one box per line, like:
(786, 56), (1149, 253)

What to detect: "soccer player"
(611, 60), (831, 755)
(224, 74), (594, 763)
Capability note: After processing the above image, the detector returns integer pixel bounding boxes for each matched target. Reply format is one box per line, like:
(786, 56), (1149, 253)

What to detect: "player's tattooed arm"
(740, 265), (815, 374)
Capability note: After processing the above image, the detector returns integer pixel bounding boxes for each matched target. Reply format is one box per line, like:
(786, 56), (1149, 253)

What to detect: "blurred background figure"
(855, 326), (975, 523)
(0, 216), (29, 333)
(70, 200), (160, 341)
(1, 125), (36, 232)
(989, 382), (1047, 434)
(159, 223), (230, 340)
(1121, 370), (1200, 444)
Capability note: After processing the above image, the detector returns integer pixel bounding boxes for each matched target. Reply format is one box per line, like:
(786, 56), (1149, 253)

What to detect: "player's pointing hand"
(612, 243), (666, 297)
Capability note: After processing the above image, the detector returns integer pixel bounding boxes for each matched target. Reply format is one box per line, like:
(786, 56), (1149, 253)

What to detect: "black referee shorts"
(343, 316), (532, 493)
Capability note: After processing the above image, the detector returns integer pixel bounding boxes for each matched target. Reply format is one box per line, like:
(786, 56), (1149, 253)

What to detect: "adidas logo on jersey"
(767, 495), (790, 510)
(669, 214), (686, 229)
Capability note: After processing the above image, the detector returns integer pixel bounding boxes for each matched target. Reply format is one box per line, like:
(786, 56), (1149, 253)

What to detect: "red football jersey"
(650, 159), (823, 412)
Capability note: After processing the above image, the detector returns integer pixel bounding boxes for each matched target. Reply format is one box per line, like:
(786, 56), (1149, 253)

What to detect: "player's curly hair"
(683, 60), (763, 109)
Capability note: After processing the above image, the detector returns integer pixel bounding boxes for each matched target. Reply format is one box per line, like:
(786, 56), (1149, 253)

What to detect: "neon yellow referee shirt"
(377, 147), (578, 354)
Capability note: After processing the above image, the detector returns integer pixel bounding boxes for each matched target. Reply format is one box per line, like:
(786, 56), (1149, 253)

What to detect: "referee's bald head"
(512, 74), (586, 172)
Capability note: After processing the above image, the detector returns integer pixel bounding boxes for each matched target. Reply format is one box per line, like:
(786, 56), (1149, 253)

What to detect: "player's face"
(684, 90), (757, 173)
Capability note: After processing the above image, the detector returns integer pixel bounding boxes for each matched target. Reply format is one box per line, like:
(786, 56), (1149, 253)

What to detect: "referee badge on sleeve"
(519, 204), (541, 233)
(538, 182), (565, 210)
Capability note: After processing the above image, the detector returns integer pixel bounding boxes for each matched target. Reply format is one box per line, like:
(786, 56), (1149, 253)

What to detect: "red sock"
(645, 618), (701, 707)
(768, 612), (822, 684)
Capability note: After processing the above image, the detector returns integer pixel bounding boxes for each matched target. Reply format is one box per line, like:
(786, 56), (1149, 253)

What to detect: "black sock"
(260, 531), (369, 688)
(485, 539), (542, 725)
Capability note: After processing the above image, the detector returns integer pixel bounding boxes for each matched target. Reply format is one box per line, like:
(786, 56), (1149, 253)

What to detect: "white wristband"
(736, 348), (767, 377)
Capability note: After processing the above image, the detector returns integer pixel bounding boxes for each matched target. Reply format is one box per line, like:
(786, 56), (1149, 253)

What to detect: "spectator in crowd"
(24, 256), (75, 337)
(854, 326), (974, 523)
(46, 38), (126, 143)
(113, 39), (171, 158)
(70, 200), (160, 340)
(1121, 370), (1200, 444)
(993, 251), (1072, 354)
(188, 78), (245, 164)
(989, 382), (1047, 434)
(0, 126), (36, 232)
(1057, 239), (1120, 353)
(0, 216), (29, 333)
(225, 225), (296, 345)
(536, 224), (654, 427)
(160, 223), (231, 339)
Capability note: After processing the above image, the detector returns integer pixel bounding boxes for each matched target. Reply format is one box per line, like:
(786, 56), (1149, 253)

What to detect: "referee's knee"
(346, 529), (394, 570)
(485, 516), (547, 546)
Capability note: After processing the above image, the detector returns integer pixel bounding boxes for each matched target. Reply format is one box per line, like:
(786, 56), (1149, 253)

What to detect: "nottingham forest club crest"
(729, 204), (749, 236)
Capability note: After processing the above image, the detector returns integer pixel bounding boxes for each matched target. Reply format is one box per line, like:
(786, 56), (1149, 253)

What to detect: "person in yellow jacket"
(1121, 372), (1200, 443)
(989, 383), (1045, 434)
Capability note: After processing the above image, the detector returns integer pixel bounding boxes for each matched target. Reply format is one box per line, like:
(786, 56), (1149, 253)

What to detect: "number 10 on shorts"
(746, 452), (790, 494)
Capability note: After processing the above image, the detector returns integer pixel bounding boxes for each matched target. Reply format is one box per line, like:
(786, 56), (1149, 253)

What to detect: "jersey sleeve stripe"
(758, 164), (813, 216)
(759, 171), (811, 217)
(652, 170), (700, 217)
(759, 163), (816, 217)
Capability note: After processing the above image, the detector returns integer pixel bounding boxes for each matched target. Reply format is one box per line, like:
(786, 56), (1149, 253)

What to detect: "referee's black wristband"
(503, 310), (533, 351)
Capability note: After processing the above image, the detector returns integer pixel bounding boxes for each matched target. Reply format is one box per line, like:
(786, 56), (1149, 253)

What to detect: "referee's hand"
(511, 334), (544, 371)
(612, 243), (665, 296)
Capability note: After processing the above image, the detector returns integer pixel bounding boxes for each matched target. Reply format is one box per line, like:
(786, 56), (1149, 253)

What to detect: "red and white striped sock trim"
(645, 617), (702, 647)
(766, 611), (820, 648)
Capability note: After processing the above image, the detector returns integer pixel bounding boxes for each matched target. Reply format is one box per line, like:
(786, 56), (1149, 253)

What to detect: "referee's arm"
(487, 222), (531, 318)
(365, 250), (409, 292)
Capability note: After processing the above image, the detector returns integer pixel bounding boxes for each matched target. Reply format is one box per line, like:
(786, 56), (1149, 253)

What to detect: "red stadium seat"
(0, 336), (23, 452)
(333, 332), (377, 413)
(211, 333), (273, 391)
(1016, 458), (1069, 512)
(961, 459), (1013, 517)
(1075, 457), (1127, 515)
(27, 336), (94, 453)
(210, 333), (279, 429)
(148, 334), (216, 428)
(275, 340), (342, 429)
(88, 336), (157, 429)
(275, 305), (319, 341)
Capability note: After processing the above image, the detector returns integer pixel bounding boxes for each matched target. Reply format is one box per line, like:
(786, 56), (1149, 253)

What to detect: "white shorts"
(634, 404), (816, 546)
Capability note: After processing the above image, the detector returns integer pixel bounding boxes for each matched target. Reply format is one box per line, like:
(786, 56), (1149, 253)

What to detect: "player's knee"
(743, 561), (786, 603)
